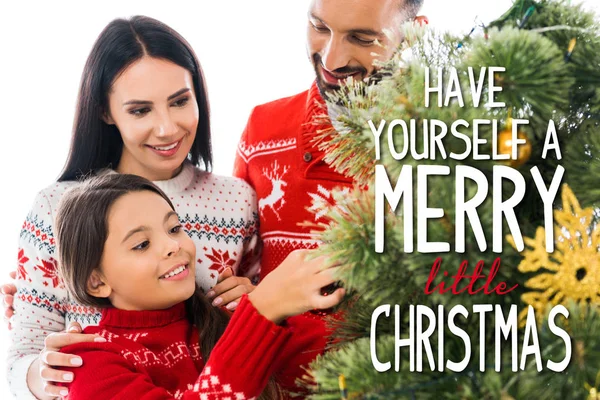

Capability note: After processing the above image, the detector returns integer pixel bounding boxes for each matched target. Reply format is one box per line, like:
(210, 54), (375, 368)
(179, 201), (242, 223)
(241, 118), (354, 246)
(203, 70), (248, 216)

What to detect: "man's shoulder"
(248, 88), (311, 124)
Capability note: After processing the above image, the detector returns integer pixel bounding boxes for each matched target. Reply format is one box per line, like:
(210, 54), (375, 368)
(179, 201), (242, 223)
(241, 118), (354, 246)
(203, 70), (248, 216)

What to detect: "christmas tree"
(303, 0), (600, 399)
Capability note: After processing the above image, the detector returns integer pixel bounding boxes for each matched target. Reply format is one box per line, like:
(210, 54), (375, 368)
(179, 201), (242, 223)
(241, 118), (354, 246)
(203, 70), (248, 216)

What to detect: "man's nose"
(321, 36), (351, 72)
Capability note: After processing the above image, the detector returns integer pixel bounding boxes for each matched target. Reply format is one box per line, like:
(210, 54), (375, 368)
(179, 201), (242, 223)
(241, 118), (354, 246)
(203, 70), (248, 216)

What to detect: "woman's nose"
(156, 111), (178, 138)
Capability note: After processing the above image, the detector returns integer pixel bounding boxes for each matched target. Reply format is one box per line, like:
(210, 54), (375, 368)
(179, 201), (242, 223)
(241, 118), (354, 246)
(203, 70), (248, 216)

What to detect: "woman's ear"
(102, 111), (115, 125)
(86, 269), (112, 299)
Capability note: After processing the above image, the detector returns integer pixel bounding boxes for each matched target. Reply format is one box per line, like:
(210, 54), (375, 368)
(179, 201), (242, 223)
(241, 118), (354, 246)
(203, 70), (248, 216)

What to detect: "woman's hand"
(28, 322), (107, 399)
(206, 268), (255, 311)
(248, 249), (345, 324)
(1, 271), (17, 329)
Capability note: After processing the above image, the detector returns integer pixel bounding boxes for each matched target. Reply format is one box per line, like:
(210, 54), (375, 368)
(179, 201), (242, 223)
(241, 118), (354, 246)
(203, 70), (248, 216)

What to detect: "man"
(234, 0), (426, 277)
(232, 0), (426, 393)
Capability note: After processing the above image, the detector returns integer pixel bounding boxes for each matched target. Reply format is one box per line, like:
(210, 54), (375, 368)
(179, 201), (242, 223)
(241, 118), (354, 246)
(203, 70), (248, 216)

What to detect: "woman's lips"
(146, 139), (182, 157)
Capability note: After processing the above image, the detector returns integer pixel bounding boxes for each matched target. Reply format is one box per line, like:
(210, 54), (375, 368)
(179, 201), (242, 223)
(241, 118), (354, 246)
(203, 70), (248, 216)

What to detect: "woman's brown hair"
(54, 173), (279, 399)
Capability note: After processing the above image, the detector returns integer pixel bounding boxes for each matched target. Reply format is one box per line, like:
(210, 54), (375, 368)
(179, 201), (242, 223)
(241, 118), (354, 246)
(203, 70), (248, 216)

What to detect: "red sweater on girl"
(60, 295), (298, 399)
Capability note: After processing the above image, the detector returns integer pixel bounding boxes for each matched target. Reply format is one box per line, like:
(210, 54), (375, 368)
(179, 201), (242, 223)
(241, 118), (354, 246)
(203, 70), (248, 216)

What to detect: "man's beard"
(311, 53), (392, 103)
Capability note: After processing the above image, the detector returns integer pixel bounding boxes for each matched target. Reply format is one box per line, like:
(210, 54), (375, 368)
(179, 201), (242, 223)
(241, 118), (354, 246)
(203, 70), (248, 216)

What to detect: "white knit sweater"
(7, 163), (260, 399)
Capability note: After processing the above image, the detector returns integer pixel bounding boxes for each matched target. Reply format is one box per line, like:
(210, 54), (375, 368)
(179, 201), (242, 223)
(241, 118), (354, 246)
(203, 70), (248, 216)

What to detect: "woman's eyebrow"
(123, 88), (191, 106)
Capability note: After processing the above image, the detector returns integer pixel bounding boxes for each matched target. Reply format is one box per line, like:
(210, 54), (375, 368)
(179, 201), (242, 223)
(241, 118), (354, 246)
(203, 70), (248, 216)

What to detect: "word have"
(425, 66), (506, 108)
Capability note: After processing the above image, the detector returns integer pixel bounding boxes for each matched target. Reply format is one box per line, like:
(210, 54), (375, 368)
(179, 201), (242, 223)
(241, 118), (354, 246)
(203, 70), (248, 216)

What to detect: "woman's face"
(106, 57), (199, 181)
(93, 190), (197, 310)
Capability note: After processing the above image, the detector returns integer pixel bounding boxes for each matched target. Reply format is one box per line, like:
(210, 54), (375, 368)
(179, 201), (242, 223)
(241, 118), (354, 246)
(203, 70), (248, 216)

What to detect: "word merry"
(375, 164), (565, 253)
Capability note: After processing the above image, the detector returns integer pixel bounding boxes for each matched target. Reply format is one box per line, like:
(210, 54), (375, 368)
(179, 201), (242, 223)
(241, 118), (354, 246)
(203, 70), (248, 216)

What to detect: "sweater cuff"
(208, 295), (292, 387)
(7, 353), (38, 400)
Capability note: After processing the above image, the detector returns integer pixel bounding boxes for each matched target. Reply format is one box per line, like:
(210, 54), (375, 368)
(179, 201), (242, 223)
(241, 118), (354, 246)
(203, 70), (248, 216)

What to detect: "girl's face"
(106, 56), (199, 181)
(91, 190), (196, 310)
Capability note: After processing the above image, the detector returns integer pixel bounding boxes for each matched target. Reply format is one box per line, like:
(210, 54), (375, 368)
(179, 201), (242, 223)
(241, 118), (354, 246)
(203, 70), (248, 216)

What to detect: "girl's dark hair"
(58, 16), (212, 182)
(54, 174), (227, 360)
(55, 174), (280, 399)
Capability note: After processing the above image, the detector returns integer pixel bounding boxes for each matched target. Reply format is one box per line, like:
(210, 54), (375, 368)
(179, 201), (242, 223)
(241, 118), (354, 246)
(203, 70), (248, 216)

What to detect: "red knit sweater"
(61, 295), (296, 399)
(233, 82), (354, 393)
(234, 81), (353, 278)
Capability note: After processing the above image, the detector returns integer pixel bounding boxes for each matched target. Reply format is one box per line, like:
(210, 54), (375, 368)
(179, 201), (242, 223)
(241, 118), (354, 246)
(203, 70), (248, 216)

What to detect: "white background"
(0, 0), (598, 397)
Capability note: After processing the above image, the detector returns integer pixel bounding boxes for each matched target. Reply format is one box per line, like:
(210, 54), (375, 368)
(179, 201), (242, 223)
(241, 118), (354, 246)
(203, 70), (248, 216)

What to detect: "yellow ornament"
(507, 184), (600, 323)
(585, 371), (600, 400)
(497, 123), (532, 168)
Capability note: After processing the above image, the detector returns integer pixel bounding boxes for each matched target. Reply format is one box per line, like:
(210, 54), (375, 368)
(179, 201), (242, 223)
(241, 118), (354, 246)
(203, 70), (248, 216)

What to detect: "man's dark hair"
(403, 0), (424, 18)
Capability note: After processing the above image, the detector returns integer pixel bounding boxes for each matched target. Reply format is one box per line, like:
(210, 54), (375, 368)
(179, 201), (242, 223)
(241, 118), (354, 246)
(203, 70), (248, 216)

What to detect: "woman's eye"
(129, 107), (151, 116)
(133, 240), (150, 251)
(172, 97), (189, 107)
(170, 225), (183, 234)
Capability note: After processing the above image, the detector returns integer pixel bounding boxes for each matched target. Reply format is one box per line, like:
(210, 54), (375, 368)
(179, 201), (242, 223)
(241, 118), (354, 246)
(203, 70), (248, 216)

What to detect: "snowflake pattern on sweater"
(8, 163), (260, 399)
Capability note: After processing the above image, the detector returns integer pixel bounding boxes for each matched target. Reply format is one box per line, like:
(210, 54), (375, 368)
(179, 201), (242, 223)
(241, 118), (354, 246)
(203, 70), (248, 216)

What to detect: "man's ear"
(86, 269), (112, 299)
(414, 15), (429, 26)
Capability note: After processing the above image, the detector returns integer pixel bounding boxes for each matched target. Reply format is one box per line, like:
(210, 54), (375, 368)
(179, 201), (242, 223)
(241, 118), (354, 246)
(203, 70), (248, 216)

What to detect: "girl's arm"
(62, 296), (293, 400)
(63, 251), (345, 400)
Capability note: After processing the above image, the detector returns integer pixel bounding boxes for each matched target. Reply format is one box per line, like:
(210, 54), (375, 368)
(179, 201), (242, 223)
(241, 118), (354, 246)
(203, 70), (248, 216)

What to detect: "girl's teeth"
(153, 142), (178, 151)
(163, 265), (186, 278)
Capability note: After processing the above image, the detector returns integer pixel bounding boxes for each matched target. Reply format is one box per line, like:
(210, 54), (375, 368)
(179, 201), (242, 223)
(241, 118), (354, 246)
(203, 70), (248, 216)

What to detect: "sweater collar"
(101, 161), (196, 194)
(99, 302), (188, 329)
(299, 81), (353, 184)
(152, 161), (196, 194)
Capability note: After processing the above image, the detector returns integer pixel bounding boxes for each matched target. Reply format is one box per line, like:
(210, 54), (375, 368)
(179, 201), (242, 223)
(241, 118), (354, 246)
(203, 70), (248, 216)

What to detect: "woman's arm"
(7, 191), (100, 399)
(206, 181), (261, 310)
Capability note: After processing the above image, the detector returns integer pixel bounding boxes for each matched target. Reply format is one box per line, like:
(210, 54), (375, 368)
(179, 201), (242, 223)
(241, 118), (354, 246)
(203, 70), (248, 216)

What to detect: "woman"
(2, 16), (327, 399)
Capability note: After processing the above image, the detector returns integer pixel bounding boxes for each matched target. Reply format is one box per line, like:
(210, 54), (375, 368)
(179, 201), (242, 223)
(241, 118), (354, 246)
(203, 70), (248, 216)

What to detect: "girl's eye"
(133, 240), (150, 251)
(129, 107), (151, 116)
(170, 225), (183, 234)
(172, 97), (189, 107)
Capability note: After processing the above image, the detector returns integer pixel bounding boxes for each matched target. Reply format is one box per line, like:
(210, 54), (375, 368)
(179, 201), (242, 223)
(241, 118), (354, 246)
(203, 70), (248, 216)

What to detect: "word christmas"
(370, 67), (565, 255)
(370, 302), (571, 373)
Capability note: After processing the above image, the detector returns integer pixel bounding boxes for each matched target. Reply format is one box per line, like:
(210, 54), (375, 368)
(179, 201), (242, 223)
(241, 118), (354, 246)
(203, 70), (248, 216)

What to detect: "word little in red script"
(424, 257), (518, 296)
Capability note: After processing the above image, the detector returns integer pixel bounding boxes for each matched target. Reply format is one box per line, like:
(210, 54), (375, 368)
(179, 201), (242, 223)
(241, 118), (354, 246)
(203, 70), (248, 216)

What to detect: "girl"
(53, 173), (343, 399)
(3, 15), (323, 399)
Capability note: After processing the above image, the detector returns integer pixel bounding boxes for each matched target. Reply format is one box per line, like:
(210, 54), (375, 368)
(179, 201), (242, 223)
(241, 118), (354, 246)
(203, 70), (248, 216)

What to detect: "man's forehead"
(309, 0), (405, 32)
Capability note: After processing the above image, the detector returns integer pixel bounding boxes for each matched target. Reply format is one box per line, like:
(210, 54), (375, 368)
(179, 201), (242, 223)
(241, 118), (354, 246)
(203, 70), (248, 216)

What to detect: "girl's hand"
(1, 271), (17, 329)
(248, 249), (345, 324)
(206, 268), (255, 311)
(28, 322), (107, 399)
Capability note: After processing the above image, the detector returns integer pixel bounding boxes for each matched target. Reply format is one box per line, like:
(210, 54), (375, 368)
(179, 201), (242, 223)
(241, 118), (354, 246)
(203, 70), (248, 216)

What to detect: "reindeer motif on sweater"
(258, 160), (290, 221)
